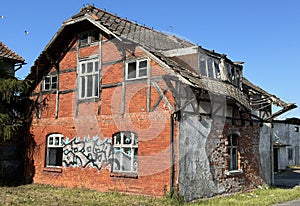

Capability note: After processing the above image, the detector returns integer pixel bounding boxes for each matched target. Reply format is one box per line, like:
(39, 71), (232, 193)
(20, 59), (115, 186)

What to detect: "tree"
(0, 67), (31, 142)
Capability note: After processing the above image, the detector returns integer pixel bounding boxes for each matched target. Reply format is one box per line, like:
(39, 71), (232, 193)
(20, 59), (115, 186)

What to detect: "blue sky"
(1, 0), (299, 118)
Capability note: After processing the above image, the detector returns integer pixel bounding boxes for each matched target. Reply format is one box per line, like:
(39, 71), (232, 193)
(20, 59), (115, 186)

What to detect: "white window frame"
(43, 75), (58, 91)
(78, 58), (99, 100)
(125, 59), (149, 80)
(112, 132), (138, 173)
(46, 134), (64, 168)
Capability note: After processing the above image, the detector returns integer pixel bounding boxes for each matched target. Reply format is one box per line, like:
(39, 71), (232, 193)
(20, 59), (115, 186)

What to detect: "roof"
(68, 6), (194, 51)
(275, 118), (300, 125)
(152, 51), (251, 109)
(243, 77), (290, 107)
(0, 41), (25, 63)
(26, 5), (294, 114)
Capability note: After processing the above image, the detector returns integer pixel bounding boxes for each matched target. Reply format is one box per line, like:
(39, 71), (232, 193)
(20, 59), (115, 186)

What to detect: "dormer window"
(125, 59), (148, 80)
(79, 30), (100, 46)
(199, 56), (220, 79)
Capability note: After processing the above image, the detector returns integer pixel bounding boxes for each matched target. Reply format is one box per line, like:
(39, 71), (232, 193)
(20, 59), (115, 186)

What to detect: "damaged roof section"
(152, 51), (251, 110)
(243, 77), (297, 121)
(26, 5), (296, 119)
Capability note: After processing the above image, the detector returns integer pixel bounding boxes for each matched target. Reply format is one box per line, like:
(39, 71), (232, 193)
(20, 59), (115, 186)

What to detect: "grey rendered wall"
(178, 115), (218, 201)
(259, 123), (272, 185)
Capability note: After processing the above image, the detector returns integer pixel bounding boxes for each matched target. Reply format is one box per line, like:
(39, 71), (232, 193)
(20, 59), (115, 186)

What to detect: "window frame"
(199, 57), (220, 79)
(227, 134), (241, 173)
(43, 75), (58, 91)
(78, 58), (100, 100)
(125, 59), (149, 80)
(112, 131), (138, 174)
(46, 134), (64, 168)
(78, 30), (100, 46)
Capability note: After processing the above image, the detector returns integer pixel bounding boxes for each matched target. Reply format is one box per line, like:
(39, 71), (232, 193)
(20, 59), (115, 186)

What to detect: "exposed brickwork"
(26, 34), (175, 197)
(207, 120), (265, 194)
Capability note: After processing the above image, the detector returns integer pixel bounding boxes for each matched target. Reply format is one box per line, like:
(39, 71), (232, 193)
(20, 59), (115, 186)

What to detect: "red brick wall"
(207, 120), (265, 193)
(26, 33), (176, 196)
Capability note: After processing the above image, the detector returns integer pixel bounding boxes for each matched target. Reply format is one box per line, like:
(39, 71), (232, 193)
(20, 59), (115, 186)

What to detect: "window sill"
(78, 98), (99, 103)
(225, 169), (243, 176)
(110, 172), (138, 179)
(125, 77), (148, 82)
(43, 167), (62, 173)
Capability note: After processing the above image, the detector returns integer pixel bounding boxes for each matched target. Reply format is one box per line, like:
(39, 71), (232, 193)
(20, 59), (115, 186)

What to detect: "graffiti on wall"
(63, 136), (113, 170)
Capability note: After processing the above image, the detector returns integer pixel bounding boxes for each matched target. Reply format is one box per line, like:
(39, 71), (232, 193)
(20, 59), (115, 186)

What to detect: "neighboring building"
(272, 119), (300, 172)
(271, 118), (300, 172)
(0, 41), (25, 76)
(24, 6), (296, 201)
(0, 41), (26, 183)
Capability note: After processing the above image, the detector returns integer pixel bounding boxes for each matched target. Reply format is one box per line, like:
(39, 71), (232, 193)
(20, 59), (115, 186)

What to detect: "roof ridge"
(76, 5), (195, 51)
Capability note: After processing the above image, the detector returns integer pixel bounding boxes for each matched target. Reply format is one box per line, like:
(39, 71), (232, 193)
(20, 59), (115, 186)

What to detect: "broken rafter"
(264, 103), (297, 122)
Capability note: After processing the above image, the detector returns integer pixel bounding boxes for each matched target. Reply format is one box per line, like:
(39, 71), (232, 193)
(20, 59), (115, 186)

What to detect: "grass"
(0, 184), (300, 205)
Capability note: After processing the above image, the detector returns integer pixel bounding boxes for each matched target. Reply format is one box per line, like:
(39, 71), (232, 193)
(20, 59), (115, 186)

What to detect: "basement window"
(46, 134), (63, 167)
(112, 131), (138, 174)
(43, 75), (58, 91)
(125, 59), (148, 80)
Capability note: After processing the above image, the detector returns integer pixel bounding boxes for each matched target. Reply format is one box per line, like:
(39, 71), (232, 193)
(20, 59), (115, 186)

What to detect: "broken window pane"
(199, 60), (207, 76)
(128, 62), (137, 79)
(207, 59), (214, 78)
(79, 33), (88, 45)
(113, 131), (138, 173)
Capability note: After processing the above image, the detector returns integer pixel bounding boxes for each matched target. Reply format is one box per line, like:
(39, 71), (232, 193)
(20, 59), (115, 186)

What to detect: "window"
(46, 134), (63, 167)
(125, 59), (148, 80)
(79, 59), (99, 99)
(79, 30), (100, 46)
(43, 75), (58, 91)
(199, 56), (220, 79)
(228, 134), (239, 171)
(288, 148), (293, 160)
(112, 131), (138, 173)
(295, 127), (299, 132)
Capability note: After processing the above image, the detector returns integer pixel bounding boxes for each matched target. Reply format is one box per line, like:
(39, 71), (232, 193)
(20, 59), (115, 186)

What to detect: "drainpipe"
(170, 112), (175, 196)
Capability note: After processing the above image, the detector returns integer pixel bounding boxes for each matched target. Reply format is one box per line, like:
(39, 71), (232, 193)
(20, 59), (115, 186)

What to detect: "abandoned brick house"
(24, 6), (297, 201)
(0, 41), (26, 182)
